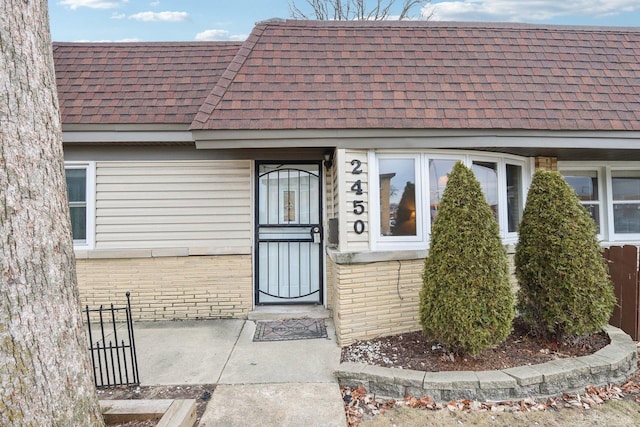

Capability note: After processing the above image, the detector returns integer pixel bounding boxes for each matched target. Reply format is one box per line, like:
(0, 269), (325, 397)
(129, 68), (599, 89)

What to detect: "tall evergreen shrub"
(419, 161), (514, 356)
(515, 170), (615, 341)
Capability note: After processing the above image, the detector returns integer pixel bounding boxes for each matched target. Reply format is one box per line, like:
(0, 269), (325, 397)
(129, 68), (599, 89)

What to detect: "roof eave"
(62, 123), (193, 144)
(192, 128), (640, 150)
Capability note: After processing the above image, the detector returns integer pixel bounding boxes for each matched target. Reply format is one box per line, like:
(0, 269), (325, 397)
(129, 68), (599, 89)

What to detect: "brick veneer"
(76, 255), (252, 320)
(330, 257), (423, 346)
(330, 255), (518, 346)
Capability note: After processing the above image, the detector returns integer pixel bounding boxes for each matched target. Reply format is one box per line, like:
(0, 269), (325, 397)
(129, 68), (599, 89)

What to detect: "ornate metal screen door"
(256, 163), (323, 304)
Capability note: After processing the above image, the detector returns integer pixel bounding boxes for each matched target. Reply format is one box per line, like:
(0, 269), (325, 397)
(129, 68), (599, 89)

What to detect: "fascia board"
(63, 130), (194, 144)
(194, 129), (640, 150)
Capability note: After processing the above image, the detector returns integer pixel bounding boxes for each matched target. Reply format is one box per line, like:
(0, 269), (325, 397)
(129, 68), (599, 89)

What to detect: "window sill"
(328, 243), (518, 265)
(327, 248), (428, 265)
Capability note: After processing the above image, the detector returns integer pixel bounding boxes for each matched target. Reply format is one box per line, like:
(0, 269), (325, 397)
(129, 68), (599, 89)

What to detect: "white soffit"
(192, 129), (640, 150)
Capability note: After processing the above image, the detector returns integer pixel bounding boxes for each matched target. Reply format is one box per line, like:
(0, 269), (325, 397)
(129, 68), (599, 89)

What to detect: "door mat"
(253, 318), (328, 342)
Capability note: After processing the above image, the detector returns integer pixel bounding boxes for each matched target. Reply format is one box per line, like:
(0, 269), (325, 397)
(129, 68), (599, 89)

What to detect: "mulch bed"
(341, 317), (610, 371)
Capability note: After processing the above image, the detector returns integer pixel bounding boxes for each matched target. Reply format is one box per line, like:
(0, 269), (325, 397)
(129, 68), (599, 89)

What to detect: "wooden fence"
(604, 245), (640, 341)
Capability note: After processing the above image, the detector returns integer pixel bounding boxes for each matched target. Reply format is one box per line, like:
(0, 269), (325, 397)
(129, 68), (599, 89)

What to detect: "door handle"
(311, 226), (321, 243)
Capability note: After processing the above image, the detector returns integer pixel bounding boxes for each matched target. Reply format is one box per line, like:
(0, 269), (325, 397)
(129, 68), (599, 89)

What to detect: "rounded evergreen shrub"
(419, 161), (514, 356)
(515, 169), (615, 341)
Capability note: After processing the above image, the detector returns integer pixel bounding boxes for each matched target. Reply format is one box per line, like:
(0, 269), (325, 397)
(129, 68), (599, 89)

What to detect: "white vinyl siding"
(94, 160), (251, 250)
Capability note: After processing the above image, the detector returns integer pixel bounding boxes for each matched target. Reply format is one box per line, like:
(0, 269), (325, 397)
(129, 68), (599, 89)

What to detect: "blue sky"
(48, 0), (640, 42)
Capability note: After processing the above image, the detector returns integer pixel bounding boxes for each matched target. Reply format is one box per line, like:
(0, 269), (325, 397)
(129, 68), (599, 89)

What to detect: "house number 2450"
(350, 159), (365, 234)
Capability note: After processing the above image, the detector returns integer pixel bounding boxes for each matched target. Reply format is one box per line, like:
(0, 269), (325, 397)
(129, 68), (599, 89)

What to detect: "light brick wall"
(331, 254), (518, 346)
(76, 255), (252, 321)
(325, 257), (336, 311)
(330, 258), (424, 346)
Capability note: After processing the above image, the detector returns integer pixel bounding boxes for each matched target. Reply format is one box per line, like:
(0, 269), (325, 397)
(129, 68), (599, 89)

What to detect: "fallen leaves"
(342, 386), (395, 426)
(341, 379), (640, 427)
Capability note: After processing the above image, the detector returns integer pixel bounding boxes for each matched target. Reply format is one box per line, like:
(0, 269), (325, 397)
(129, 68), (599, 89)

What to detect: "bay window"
(371, 151), (527, 250)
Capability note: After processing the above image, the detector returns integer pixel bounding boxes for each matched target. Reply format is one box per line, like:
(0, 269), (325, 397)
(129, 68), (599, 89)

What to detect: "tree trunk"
(0, 1), (104, 425)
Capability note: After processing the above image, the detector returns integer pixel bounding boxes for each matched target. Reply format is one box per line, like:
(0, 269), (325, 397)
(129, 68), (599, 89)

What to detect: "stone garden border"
(335, 325), (637, 401)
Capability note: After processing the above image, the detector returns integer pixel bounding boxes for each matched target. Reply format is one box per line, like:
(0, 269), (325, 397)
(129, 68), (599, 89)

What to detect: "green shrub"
(419, 161), (514, 356)
(515, 170), (615, 341)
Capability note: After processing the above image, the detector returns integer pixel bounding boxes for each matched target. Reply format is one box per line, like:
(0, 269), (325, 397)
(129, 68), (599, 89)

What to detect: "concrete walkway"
(133, 318), (346, 426)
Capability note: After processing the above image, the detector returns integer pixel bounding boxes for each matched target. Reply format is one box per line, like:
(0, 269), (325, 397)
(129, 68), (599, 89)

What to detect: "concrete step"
(248, 305), (331, 321)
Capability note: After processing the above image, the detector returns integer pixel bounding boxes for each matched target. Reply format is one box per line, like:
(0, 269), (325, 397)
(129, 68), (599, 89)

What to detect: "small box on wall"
(328, 218), (339, 246)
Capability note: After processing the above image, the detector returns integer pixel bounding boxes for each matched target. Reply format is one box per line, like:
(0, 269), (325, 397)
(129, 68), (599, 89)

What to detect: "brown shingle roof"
(190, 20), (640, 131)
(54, 41), (242, 125)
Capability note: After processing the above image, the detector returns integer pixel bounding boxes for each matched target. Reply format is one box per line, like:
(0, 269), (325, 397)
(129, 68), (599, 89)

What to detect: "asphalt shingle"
(53, 21), (640, 132)
(190, 20), (640, 132)
(53, 41), (242, 125)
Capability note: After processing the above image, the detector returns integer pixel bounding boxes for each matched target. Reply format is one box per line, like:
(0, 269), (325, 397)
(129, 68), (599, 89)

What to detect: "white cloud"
(195, 29), (229, 40)
(59, 0), (125, 10)
(424, 0), (640, 22)
(111, 12), (126, 19)
(195, 29), (247, 41)
(229, 34), (249, 41)
(150, 1), (160, 5)
(129, 11), (189, 22)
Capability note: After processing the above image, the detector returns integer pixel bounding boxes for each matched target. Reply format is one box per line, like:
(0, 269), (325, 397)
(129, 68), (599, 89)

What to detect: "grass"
(360, 400), (640, 426)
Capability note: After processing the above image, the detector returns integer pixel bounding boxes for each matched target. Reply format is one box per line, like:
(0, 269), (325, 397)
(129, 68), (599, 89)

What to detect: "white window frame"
(608, 166), (640, 242)
(558, 161), (640, 244)
(369, 152), (425, 251)
(559, 165), (604, 241)
(369, 150), (529, 251)
(65, 161), (95, 250)
(424, 153), (466, 239)
(504, 159), (528, 241)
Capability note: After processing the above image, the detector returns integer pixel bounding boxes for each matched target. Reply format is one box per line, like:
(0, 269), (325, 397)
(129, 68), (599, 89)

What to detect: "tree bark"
(0, 1), (104, 425)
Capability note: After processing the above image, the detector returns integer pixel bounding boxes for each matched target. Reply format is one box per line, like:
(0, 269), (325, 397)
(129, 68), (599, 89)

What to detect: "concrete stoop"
(335, 325), (638, 401)
(248, 305), (332, 321)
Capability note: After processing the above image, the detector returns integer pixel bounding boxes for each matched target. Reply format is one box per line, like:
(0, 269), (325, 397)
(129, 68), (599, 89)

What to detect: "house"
(54, 20), (640, 346)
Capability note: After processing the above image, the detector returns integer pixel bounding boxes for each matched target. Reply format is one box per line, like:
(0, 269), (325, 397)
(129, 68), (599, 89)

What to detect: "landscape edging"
(335, 325), (637, 401)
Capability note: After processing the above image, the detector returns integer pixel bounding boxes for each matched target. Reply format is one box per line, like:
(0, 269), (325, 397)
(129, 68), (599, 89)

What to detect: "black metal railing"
(85, 292), (140, 387)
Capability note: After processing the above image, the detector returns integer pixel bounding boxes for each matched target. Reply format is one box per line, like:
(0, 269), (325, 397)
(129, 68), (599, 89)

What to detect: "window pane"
(65, 168), (87, 241)
(69, 206), (86, 240)
(66, 168), (86, 203)
(562, 171), (600, 229)
(472, 161), (498, 222)
(613, 174), (640, 201)
(584, 204), (600, 226)
(565, 172), (598, 201)
(506, 164), (522, 233)
(614, 204), (640, 233)
(612, 172), (640, 234)
(379, 159), (416, 236)
(429, 159), (456, 224)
